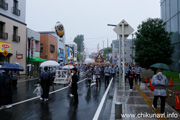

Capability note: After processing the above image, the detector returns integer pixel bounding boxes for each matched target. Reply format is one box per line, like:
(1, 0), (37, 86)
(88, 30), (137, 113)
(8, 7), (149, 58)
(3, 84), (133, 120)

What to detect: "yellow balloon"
(55, 22), (65, 38)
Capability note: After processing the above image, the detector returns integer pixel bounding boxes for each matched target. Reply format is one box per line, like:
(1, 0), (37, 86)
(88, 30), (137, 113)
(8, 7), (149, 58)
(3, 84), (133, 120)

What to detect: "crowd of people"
(0, 62), (169, 114)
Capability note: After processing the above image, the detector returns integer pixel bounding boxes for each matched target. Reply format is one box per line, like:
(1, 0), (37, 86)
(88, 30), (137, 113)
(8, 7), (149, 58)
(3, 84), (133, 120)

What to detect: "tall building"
(112, 39), (135, 65)
(0, 0), (26, 73)
(39, 31), (65, 63)
(160, 0), (180, 72)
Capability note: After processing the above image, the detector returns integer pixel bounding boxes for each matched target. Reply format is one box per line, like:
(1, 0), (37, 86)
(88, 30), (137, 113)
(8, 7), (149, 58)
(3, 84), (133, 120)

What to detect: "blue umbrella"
(0, 63), (24, 71)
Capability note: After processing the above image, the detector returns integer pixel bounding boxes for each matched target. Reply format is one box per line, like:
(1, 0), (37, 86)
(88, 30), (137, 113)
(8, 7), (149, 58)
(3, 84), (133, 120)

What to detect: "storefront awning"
(27, 57), (46, 62)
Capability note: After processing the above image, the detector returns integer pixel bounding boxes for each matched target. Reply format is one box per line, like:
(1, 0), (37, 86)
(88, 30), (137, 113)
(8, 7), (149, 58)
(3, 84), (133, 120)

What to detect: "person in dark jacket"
(0, 70), (12, 109)
(69, 68), (79, 104)
(10, 70), (20, 89)
(39, 66), (52, 102)
(128, 66), (135, 91)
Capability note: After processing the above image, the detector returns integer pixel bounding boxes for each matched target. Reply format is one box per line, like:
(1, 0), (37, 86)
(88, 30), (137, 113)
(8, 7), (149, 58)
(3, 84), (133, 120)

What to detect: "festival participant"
(95, 65), (101, 85)
(110, 64), (116, 80)
(127, 66), (135, 91)
(152, 68), (168, 114)
(125, 63), (129, 83)
(86, 67), (93, 86)
(135, 64), (142, 82)
(116, 65), (119, 77)
(104, 65), (110, 85)
(69, 68), (79, 104)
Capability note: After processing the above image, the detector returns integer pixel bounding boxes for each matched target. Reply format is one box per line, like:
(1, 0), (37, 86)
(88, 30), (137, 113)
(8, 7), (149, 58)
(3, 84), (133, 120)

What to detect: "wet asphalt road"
(0, 74), (115, 120)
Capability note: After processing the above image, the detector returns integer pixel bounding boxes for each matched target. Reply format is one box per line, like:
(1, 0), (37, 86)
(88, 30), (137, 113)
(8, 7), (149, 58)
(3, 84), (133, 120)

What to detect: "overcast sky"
(26, 0), (160, 53)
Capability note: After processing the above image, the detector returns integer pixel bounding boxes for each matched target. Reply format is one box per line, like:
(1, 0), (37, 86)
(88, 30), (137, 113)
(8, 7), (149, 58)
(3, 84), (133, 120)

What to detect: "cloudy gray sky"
(26, 0), (160, 53)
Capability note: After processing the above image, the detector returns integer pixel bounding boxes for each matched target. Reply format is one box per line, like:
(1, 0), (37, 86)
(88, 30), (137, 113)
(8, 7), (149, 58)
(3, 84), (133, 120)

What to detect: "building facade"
(66, 42), (77, 62)
(161, 0), (180, 72)
(112, 39), (135, 65)
(39, 31), (65, 63)
(27, 28), (42, 73)
(40, 33), (57, 61)
(0, 0), (26, 73)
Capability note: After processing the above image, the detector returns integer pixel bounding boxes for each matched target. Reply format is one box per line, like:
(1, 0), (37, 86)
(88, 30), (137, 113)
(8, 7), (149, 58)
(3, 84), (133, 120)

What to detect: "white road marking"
(93, 78), (113, 120)
(10, 78), (86, 107)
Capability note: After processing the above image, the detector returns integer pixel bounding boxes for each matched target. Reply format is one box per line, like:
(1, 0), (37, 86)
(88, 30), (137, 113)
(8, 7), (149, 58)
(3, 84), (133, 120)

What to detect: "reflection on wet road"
(0, 76), (114, 120)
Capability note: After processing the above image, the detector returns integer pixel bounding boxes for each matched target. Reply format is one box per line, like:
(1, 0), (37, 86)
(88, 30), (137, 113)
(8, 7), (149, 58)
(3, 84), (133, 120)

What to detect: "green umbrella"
(150, 63), (170, 70)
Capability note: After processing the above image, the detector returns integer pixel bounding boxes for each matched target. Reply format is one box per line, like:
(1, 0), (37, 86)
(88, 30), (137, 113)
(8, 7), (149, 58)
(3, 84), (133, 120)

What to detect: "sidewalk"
(110, 80), (180, 120)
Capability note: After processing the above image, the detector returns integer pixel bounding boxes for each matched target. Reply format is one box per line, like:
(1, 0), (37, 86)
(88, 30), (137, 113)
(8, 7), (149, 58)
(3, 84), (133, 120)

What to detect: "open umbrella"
(0, 63), (24, 71)
(62, 65), (74, 69)
(40, 60), (59, 67)
(150, 63), (170, 70)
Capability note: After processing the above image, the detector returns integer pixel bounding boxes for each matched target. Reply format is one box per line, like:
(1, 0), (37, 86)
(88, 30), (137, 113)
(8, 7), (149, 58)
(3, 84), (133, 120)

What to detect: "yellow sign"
(0, 42), (11, 53)
(2, 50), (8, 57)
(66, 55), (68, 58)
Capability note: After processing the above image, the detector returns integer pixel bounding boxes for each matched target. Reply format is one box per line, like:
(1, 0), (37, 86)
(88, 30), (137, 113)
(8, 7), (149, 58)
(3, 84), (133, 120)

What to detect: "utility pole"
(103, 40), (104, 55)
(107, 38), (109, 48)
(131, 33), (134, 64)
(97, 43), (99, 52)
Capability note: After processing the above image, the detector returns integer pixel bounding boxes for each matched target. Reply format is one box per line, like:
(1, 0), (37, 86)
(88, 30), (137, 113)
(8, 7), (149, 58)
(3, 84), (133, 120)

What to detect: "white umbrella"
(40, 60), (59, 67)
(27, 64), (31, 67)
(62, 65), (74, 69)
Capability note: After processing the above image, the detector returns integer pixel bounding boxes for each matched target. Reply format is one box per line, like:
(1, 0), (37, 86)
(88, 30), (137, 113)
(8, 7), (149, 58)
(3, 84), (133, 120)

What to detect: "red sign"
(114, 56), (117, 58)
(2, 44), (10, 48)
(17, 55), (23, 59)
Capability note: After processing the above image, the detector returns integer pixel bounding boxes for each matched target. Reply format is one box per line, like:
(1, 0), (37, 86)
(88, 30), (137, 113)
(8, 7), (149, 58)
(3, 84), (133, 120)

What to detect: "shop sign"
(17, 54), (23, 59)
(0, 42), (11, 53)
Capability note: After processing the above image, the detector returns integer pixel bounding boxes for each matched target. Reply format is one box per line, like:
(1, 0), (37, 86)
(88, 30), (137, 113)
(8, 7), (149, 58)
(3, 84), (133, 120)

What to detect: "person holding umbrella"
(10, 70), (20, 89)
(151, 68), (168, 114)
(0, 70), (12, 109)
(39, 66), (53, 102)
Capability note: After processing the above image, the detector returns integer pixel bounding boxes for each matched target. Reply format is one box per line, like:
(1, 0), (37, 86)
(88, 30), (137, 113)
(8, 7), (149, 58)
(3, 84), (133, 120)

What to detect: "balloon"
(55, 22), (65, 38)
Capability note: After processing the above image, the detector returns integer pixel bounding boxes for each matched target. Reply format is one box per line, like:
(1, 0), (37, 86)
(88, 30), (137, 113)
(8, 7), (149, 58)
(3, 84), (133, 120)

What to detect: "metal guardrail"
(12, 7), (20, 16)
(0, 32), (8, 40)
(12, 35), (20, 42)
(0, 1), (8, 10)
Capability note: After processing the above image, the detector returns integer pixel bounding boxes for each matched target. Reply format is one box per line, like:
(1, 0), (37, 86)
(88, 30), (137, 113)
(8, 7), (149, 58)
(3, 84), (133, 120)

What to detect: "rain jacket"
(151, 72), (168, 96)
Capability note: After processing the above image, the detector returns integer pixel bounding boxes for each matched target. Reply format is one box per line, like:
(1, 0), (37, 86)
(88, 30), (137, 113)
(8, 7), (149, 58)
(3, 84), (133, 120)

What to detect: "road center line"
(10, 78), (86, 107)
(93, 78), (113, 120)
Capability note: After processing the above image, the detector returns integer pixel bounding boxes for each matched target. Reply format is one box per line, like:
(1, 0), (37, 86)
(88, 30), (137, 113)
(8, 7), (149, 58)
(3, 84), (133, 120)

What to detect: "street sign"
(113, 19), (134, 38)
(113, 19), (134, 116)
(2, 50), (8, 57)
